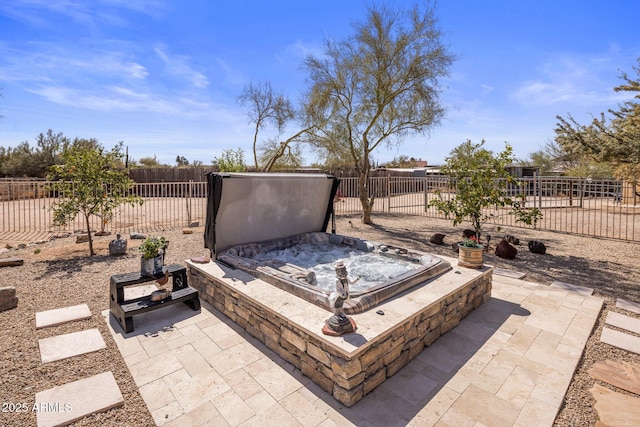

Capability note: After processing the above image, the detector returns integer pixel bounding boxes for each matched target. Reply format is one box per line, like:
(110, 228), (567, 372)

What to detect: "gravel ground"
(1, 213), (639, 426)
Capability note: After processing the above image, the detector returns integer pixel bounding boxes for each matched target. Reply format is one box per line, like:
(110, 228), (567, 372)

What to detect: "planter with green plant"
(138, 236), (169, 276)
(429, 140), (543, 268)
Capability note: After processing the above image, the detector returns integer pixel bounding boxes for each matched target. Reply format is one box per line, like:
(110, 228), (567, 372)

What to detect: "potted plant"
(429, 140), (542, 268)
(457, 236), (484, 269)
(139, 236), (168, 276)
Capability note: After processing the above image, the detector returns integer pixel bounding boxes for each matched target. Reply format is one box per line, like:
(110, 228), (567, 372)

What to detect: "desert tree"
(237, 81), (312, 171)
(48, 141), (142, 256)
(555, 57), (640, 183)
(301, 2), (454, 223)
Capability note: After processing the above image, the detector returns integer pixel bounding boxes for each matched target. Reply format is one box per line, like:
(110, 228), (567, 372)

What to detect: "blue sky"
(1, 0), (639, 167)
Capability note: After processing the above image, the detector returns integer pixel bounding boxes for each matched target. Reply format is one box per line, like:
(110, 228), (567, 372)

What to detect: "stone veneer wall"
(188, 266), (492, 407)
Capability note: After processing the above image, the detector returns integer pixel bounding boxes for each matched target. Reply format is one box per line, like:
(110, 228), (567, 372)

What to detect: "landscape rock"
(528, 240), (547, 254)
(130, 233), (147, 240)
(0, 286), (18, 312)
(429, 233), (445, 245)
(504, 234), (520, 245)
(76, 234), (90, 244)
(451, 242), (460, 253)
(462, 229), (478, 238)
(495, 239), (517, 259)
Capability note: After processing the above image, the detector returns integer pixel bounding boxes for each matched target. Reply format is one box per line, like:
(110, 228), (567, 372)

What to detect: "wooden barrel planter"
(458, 244), (484, 269)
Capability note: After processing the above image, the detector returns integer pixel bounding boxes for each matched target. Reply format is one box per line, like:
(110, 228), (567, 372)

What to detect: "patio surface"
(103, 273), (604, 427)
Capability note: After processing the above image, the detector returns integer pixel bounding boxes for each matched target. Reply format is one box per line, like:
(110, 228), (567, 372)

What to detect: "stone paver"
(35, 371), (124, 427)
(104, 274), (603, 426)
(35, 304), (92, 329)
(38, 328), (106, 363)
(589, 383), (640, 426)
(550, 280), (594, 296)
(605, 311), (640, 334)
(600, 327), (640, 355)
(493, 268), (526, 279)
(588, 359), (640, 395)
(617, 298), (640, 315)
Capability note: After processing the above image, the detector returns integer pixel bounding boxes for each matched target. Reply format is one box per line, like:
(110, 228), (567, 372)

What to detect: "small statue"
(323, 260), (359, 336)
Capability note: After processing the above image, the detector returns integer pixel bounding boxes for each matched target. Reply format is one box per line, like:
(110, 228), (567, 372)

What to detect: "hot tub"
(217, 231), (451, 314)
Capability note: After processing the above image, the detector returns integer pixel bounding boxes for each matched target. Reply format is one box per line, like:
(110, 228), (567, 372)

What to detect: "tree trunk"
(85, 212), (95, 256)
(358, 172), (375, 224)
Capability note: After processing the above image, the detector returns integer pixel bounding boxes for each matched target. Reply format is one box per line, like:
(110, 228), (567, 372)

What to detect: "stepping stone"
(600, 327), (640, 355)
(35, 371), (124, 427)
(0, 257), (23, 267)
(605, 311), (640, 335)
(39, 329), (106, 363)
(588, 360), (640, 396)
(36, 304), (92, 329)
(589, 383), (640, 426)
(550, 280), (594, 296)
(617, 298), (640, 315)
(493, 268), (526, 279)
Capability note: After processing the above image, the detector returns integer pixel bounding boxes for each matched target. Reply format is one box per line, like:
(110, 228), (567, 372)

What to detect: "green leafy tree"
(429, 140), (542, 239)
(212, 148), (247, 172)
(302, 2), (454, 224)
(555, 58), (640, 183)
(48, 141), (142, 256)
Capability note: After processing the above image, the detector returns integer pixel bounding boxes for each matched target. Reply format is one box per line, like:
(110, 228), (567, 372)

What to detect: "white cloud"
(154, 46), (209, 88)
(511, 51), (637, 106)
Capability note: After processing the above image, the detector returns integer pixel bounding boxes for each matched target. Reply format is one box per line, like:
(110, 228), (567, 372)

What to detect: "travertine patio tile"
(244, 389), (278, 414)
(605, 310), (640, 334)
(163, 368), (230, 413)
(436, 406), (478, 427)
(493, 268), (526, 279)
(123, 350), (149, 367)
(138, 377), (176, 412)
(38, 328), (106, 363)
(225, 368), (268, 401)
(208, 341), (265, 376)
(601, 327), (640, 355)
(163, 402), (221, 427)
(35, 303), (92, 329)
(383, 366), (439, 404)
(496, 373), (533, 408)
(524, 305), (577, 336)
(140, 335), (171, 357)
(151, 400), (183, 426)
(550, 280), (594, 296)
(617, 297), (640, 315)
(513, 396), (557, 427)
(173, 343), (212, 376)
(201, 321), (249, 350)
(410, 386), (460, 427)
(452, 384), (520, 427)
(280, 390), (330, 426)
(211, 389), (255, 426)
(245, 357), (305, 401)
(128, 353), (182, 386)
(35, 371), (123, 427)
(240, 402), (305, 427)
(191, 336), (223, 362)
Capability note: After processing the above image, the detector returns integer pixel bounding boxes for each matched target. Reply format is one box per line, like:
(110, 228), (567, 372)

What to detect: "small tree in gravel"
(429, 140), (542, 240)
(48, 140), (142, 256)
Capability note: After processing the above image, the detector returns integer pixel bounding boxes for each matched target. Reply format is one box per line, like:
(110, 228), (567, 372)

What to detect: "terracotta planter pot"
(458, 244), (484, 269)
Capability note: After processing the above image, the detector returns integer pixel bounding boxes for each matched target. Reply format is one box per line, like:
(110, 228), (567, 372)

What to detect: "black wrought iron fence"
(2, 176), (639, 242)
(334, 175), (640, 242)
(0, 180), (207, 241)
